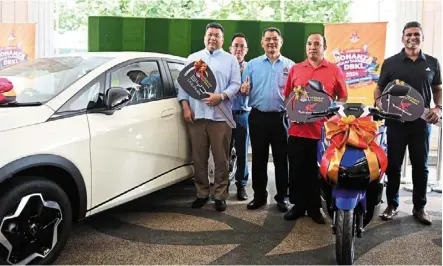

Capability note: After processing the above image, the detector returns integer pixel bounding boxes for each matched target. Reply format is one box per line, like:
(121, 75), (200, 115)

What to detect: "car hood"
(0, 104), (55, 132)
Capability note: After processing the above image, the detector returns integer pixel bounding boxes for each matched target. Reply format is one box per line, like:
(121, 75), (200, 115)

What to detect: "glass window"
(57, 77), (103, 114)
(167, 62), (184, 96)
(0, 56), (112, 104)
(109, 61), (163, 104)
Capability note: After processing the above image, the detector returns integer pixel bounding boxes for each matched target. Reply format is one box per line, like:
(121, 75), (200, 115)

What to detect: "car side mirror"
(105, 87), (131, 111)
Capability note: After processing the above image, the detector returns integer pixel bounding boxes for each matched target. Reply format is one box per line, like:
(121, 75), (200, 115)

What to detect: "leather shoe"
(276, 200), (290, 213)
(309, 211), (326, 224)
(237, 187), (248, 201)
(412, 206), (432, 225)
(215, 200), (227, 212)
(192, 197), (209, 208)
(284, 207), (305, 221)
(247, 199), (266, 210)
(380, 205), (398, 220)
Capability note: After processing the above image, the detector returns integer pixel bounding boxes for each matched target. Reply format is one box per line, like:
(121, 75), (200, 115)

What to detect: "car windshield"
(0, 56), (113, 105)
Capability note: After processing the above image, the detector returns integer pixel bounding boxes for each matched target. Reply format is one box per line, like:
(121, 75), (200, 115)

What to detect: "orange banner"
(324, 22), (387, 106)
(0, 23), (36, 69)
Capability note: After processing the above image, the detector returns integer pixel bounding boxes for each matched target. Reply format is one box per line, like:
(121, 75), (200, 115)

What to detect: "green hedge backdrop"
(88, 16), (324, 63)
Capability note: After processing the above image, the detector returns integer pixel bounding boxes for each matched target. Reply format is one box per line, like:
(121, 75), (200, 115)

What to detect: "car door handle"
(161, 109), (174, 118)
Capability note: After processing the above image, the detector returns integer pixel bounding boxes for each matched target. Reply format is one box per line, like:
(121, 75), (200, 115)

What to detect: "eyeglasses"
(230, 44), (248, 50)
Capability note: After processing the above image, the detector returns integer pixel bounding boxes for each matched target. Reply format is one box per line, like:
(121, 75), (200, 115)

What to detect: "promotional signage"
(380, 80), (425, 122)
(177, 59), (235, 128)
(325, 22), (387, 106)
(177, 59), (216, 100)
(286, 85), (331, 123)
(0, 24), (36, 69)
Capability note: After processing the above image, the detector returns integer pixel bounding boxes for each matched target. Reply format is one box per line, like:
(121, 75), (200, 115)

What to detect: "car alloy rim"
(0, 193), (63, 265)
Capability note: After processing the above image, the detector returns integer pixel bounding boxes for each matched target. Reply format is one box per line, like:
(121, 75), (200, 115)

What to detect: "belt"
(251, 108), (286, 114)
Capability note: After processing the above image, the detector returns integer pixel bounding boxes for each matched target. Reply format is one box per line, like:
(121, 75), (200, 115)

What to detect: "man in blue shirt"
(241, 27), (294, 212)
(177, 22), (241, 212)
(229, 33), (250, 201)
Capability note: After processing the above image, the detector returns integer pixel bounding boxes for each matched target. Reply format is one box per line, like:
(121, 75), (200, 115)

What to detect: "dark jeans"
(385, 119), (431, 209)
(248, 108), (289, 202)
(231, 110), (249, 188)
(288, 136), (321, 214)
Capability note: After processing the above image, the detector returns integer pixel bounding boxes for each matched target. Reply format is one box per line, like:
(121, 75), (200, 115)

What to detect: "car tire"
(0, 177), (72, 265)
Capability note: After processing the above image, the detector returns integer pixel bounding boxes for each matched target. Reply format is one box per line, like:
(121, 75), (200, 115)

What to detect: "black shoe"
(284, 207), (305, 221)
(276, 200), (290, 213)
(309, 211), (326, 224)
(237, 187), (248, 201)
(192, 197), (209, 208)
(412, 206), (432, 225)
(215, 200), (227, 212)
(247, 199), (266, 210)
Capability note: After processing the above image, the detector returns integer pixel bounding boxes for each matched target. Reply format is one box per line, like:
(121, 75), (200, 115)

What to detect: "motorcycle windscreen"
(380, 81), (425, 121)
(286, 85), (331, 123)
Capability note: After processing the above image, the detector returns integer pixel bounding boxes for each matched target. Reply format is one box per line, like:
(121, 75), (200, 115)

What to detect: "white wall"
(349, 0), (442, 61)
(0, 0), (54, 58)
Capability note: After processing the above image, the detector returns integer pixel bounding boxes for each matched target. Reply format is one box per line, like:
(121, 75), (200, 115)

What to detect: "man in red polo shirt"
(283, 33), (348, 223)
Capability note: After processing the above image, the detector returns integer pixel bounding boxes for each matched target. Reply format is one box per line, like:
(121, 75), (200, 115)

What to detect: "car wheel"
(0, 177), (72, 265)
(228, 146), (237, 183)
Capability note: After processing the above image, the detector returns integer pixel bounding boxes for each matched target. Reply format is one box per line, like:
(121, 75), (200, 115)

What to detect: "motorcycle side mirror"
(376, 83), (410, 102)
(387, 84), (409, 97)
(308, 79), (333, 99)
(308, 79), (325, 93)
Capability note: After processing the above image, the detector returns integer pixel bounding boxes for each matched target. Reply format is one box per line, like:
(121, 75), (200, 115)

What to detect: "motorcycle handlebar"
(369, 107), (402, 120)
(309, 106), (402, 121)
(378, 110), (402, 119)
(311, 107), (340, 116)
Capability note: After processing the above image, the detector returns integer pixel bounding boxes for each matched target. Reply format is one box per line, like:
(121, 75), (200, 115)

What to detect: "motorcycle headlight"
(337, 157), (371, 189)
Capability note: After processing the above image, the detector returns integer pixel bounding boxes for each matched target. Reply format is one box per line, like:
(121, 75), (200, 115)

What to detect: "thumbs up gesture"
(240, 76), (250, 95)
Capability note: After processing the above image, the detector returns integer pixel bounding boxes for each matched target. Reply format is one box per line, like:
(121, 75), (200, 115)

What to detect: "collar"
(262, 54), (282, 62)
(301, 58), (329, 68)
(204, 48), (223, 56)
(400, 48), (426, 60)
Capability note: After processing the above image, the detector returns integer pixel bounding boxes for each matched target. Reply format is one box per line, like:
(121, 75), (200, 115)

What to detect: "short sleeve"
(377, 60), (391, 91)
(432, 59), (442, 86)
(334, 67), (348, 98)
(284, 66), (295, 98)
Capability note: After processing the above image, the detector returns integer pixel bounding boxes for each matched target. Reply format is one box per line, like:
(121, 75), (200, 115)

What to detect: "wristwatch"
(220, 93), (225, 101)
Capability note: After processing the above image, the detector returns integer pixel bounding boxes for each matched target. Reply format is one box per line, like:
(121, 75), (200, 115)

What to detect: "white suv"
(0, 52), (205, 264)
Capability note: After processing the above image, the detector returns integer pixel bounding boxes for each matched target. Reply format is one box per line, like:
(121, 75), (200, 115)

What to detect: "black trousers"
(230, 110), (249, 188)
(288, 136), (321, 214)
(248, 108), (289, 202)
(386, 119), (431, 209)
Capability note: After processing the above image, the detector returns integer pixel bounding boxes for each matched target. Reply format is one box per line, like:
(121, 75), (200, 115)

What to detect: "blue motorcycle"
(307, 80), (408, 265)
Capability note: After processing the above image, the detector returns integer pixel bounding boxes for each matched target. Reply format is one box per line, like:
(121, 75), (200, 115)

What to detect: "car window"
(0, 56), (112, 104)
(56, 77), (103, 114)
(166, 62), (184, 95)
(109, 61), (164, 104)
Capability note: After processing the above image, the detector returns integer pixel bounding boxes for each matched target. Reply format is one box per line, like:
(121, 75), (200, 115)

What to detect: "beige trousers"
(188, 119), (232, 200)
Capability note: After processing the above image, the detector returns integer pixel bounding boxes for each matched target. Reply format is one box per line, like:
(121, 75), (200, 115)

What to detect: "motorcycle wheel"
(335, 209), (355, 265)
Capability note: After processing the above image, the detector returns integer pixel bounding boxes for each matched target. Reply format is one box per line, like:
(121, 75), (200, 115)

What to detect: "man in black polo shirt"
(374, 21), (442, 225)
